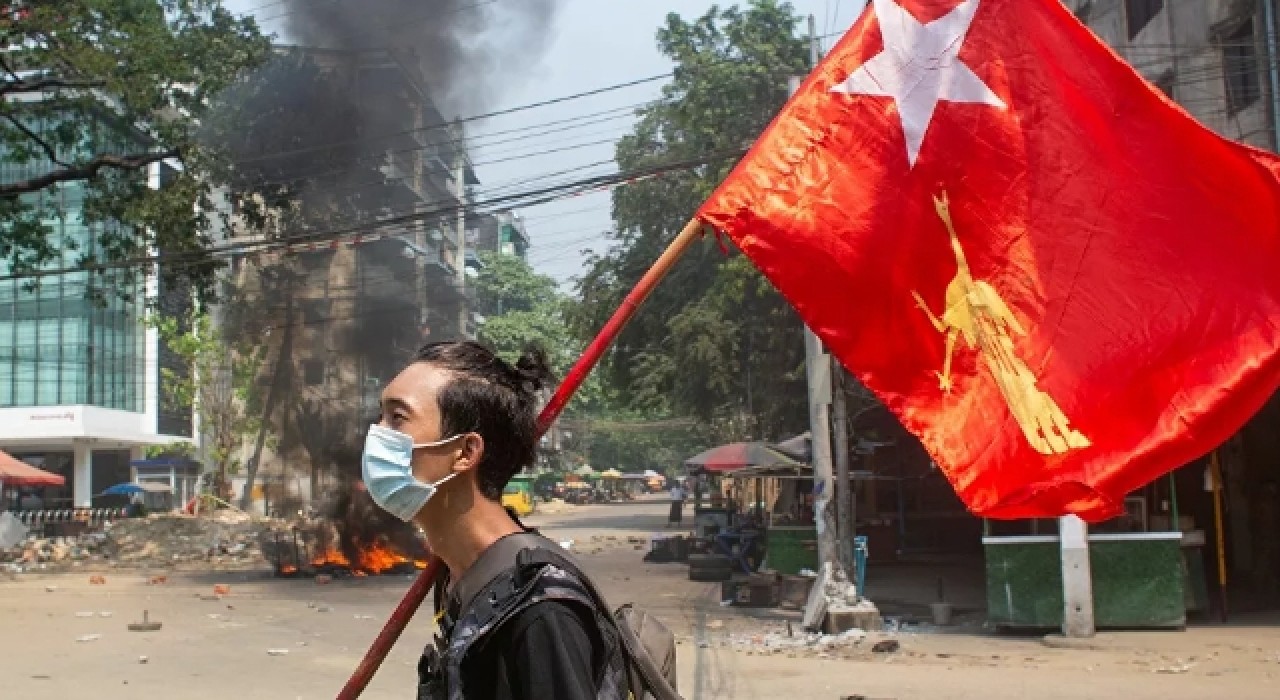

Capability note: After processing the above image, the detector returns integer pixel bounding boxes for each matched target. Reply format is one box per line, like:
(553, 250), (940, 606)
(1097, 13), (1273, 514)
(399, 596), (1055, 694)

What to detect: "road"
(2, 498), (1278, 699)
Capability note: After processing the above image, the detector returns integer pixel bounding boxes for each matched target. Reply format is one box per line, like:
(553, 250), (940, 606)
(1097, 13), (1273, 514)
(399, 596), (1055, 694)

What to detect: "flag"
(696, 0), (1280, 521)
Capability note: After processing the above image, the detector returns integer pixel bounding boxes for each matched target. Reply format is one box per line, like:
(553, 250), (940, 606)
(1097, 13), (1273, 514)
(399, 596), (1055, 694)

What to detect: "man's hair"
(414, 341), (554, 500)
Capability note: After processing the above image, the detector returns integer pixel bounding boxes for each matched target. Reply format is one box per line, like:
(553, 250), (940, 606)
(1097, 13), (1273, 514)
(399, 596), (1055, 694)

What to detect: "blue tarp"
(100, 483), (145, 496)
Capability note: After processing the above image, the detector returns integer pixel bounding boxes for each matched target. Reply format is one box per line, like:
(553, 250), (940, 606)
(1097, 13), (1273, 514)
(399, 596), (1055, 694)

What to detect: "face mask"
(362, 424), (462, 522)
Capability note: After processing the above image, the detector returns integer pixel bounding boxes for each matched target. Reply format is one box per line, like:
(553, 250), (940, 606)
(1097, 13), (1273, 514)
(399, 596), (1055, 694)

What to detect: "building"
(1065, 0), (1278, 150)
(225, 47), (483, 510)
(1058, 0), (1280, 610)
(0, 129), (193, 508)
(470, 210), (531, 262)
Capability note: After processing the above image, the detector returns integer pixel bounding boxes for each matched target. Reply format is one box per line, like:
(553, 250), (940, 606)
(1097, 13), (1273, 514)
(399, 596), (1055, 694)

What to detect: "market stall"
(984, 468), (1212, 630)
(0, 449), (66, 512)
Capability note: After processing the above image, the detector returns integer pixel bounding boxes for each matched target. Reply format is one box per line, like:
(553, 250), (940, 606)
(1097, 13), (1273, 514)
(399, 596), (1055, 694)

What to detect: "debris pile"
(1, 512), (290, 573)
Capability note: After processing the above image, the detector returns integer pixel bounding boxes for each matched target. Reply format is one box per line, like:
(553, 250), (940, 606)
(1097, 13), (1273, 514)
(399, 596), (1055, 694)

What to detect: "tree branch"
(0, 75), (106, 97)
(1, 112), (69, 167)
(0, 148), (181, 196)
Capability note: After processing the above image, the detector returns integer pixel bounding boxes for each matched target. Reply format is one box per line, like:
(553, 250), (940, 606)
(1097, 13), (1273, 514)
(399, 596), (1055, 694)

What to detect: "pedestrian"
(362, 341), (628, 700)
(668, 480), (686, 527)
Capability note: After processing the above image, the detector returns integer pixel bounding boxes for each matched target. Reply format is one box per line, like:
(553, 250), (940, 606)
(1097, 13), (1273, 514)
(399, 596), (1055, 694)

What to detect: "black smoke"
(278, 0), (561, 115)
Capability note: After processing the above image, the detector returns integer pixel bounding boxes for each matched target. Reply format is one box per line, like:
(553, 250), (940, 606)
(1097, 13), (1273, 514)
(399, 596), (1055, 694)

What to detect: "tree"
(573, 1), (812, 441)
(152, 309), (267, 500)
(1, 1), (270, 297)
(475, 250), (604, 411)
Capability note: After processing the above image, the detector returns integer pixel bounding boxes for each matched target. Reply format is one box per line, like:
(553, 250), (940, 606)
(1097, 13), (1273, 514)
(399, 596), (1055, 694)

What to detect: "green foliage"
(145, 442), (195, 460)
(563, 413), (705, 475)
(0, 1), (271, 299)
(474, 250), (605, 414)
(573, 0), (811, 442)
(151, 309), (267, 487)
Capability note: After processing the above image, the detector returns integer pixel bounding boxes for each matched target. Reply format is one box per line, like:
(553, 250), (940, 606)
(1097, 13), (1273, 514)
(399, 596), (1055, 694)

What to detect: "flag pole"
(335, 217), (707, 700)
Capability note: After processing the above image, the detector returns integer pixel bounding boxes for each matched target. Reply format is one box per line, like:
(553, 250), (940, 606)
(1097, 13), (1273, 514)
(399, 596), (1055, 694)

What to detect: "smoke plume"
(279, 0), (561, 116)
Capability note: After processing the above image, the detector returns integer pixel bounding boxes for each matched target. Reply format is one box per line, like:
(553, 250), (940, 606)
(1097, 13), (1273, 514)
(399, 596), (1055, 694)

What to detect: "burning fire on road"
(266, 485), (429, 578)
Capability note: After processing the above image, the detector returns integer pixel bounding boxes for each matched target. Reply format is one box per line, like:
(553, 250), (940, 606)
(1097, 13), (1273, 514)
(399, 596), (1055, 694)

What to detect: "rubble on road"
(0, 512), (292, 573)
(725, 626), (873, 656)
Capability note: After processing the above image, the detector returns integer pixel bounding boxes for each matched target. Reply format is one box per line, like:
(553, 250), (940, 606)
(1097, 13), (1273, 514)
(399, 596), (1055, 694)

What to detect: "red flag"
(697, 0), (1280, 521)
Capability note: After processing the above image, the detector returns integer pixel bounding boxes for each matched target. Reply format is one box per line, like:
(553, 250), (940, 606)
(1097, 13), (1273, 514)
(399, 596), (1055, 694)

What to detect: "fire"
(280, 565), (298, 575)
(310, 540), (428, 575)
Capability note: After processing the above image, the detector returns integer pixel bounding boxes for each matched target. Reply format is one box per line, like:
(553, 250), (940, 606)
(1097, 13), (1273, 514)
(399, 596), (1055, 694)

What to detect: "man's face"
(379, 362), (465, 487)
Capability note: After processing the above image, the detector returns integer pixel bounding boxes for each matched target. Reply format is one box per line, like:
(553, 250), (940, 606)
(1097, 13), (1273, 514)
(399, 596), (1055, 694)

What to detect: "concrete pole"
(1263, 0), (1280, 151)
(1059, 515), (1096, 637)
(72, 441), (93, 508)
(831, 366), (855, 577)
(795, 16), (843, 580)
(454, 138), (469, 339)
(803, 326), (840, 571)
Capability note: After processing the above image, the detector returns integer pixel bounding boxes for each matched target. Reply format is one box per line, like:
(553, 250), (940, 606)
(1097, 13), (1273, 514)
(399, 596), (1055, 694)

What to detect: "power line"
(0, 148), (744, 283)
(231, 72), (669, 167)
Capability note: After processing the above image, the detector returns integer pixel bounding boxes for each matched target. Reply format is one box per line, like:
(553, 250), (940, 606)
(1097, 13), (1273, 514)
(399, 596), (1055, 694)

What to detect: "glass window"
(1224, 19), (1262, 115)
(1125, 0), (1163, 40)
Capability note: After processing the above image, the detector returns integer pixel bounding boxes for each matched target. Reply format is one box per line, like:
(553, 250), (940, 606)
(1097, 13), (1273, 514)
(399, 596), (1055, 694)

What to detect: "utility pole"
(796, 14), (842, 576)
(831, 366), (855, 577)
(795, 16), (880, 635)
(454, 128), (470, 339)
(240, 274), (294, 512)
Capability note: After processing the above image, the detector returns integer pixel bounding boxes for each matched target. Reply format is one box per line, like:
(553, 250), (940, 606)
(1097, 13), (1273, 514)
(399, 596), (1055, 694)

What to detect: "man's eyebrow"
(382, 397), (416, 414)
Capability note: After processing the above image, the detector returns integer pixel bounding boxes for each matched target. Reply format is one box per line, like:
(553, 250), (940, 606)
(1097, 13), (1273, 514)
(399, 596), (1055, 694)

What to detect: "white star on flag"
(832, 0), (1006, 167)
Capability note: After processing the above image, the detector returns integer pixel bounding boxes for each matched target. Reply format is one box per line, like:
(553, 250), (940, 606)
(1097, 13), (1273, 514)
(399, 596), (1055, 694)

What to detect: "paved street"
(2, 500), (1279, 699)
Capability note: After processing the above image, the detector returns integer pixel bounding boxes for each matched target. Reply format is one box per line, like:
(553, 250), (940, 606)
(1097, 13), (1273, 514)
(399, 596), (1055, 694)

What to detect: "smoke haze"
(280, 0), (561, 116)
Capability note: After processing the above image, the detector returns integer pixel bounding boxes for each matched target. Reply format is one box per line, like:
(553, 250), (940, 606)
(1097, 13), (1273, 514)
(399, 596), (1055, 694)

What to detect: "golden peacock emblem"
(911, 192), (1090, 456)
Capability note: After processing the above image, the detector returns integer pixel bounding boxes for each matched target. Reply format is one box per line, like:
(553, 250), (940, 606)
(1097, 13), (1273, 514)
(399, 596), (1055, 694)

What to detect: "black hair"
(414, 341), (555, 500)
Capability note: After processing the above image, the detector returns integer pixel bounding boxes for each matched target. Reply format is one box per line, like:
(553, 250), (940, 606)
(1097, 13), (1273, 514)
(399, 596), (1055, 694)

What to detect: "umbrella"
(684, 442), (801, 474)
(99, 483), (146, 496)
(0, 450), (65, 487)
(773, 432), (812, 462)
(574, 465), (596, 477)
(600, 469), (623, 479)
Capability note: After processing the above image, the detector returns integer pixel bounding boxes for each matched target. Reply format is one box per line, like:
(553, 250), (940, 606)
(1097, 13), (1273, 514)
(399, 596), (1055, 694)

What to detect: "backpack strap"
(443, 530), (682, 700)
(445, 532), (553, 621)
(510, 536), (683, 700)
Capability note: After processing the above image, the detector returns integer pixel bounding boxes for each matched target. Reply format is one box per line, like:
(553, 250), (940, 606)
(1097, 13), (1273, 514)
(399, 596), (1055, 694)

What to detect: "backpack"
(443, 531), (682, 700)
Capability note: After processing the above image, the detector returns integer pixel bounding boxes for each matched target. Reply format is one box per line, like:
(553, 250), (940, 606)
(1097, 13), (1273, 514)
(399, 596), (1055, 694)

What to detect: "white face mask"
(361, 424), (461, 522)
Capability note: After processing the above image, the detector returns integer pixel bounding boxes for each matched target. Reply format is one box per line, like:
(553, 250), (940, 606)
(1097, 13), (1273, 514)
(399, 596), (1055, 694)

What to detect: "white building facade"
(0, 157), (194, 509)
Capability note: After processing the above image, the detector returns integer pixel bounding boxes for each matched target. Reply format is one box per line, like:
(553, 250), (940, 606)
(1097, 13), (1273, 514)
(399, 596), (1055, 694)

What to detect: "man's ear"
(454, 433), (485, 473)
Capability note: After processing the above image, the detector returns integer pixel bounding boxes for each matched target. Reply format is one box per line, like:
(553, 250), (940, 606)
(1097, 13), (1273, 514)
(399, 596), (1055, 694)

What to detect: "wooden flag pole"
(1210, 450), (1229, 623)
(335, 218), (707, 700)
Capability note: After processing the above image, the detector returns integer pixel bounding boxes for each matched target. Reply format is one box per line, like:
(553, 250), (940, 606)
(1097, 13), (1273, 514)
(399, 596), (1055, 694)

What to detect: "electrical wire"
(0, 148), (745, 283)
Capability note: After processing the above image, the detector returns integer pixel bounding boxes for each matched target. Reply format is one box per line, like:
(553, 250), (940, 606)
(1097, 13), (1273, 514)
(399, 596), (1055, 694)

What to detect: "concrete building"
(470, 210), (531, 262)
(0, 146), (193, 509)
(1064, 0), (1280, 150)
(226, 48), (483, 511)
(1061, 0), (1280, 609)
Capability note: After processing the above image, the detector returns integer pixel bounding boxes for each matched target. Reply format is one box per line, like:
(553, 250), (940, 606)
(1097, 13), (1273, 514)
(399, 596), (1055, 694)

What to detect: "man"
(361, 341), (626, 700)
(668, 480), (685, 528)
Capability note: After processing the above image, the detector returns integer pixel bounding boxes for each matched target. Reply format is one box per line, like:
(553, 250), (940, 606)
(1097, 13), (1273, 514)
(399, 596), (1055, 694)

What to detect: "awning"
(726, 464), (814, 480)
(684, 442), (801, 474)
(0, 450), (66, 487)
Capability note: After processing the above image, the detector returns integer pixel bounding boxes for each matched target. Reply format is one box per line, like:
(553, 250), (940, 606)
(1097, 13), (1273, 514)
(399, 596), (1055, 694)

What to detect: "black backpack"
(443, 532), (682, 700)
